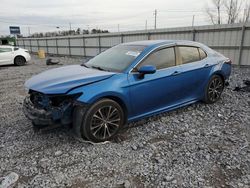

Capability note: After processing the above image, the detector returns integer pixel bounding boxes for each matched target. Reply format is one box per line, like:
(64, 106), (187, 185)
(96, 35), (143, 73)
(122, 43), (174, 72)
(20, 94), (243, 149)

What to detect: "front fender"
(68, 74), (132, 116)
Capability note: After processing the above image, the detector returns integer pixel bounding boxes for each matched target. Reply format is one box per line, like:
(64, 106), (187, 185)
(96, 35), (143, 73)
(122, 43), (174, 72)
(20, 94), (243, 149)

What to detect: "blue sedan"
(23, 40), (232, 142)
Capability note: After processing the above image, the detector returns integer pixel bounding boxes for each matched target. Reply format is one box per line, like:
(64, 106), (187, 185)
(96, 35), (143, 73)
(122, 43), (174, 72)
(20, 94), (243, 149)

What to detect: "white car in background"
(0, 45), (31, 66)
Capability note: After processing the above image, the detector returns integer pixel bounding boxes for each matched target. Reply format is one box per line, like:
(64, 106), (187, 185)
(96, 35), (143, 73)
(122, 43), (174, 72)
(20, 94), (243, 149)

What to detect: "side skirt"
(127, 99), (199, 123)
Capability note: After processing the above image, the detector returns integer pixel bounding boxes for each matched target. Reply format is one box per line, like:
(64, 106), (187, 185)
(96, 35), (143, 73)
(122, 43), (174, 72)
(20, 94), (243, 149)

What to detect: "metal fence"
(16, 22), (250, 66)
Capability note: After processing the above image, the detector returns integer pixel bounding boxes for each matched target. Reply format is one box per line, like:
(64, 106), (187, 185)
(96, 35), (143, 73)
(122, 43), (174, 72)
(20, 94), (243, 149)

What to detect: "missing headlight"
(29, 90), (82, 109)
(29, 91), (50, 109)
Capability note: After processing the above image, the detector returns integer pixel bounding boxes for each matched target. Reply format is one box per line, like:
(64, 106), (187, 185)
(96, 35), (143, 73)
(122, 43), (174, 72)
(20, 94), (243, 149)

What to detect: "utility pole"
(243, 8), (247, 23)
(118, 24), (120, 32)
(153, 9), (157, 30)
(145, 20), (148, 31)
(69, 22), (72, 35)
(28, 27), (31, 36)
(192, 15), (195, 27)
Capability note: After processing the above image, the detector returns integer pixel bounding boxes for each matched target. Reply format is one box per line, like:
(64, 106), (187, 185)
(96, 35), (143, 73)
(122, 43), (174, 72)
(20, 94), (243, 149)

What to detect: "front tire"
(73, 99), (124, 142)
(204, 75), (224, 104)
(14, 56), (26, 66)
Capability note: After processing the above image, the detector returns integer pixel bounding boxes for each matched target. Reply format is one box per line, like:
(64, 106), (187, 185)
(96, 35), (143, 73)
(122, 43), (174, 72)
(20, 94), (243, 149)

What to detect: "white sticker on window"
(126, 51), (141, 57)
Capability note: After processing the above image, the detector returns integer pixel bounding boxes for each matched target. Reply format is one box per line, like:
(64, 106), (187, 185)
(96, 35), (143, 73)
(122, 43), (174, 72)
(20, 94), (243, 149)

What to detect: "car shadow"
(30, 102), (201, 145)
(0, 64), (16, 69)
(0, 63), (33, 69)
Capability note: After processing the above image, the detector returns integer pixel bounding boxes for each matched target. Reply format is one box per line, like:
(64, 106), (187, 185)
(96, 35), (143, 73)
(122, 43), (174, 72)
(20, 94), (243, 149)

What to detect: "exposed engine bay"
(23, 90), (81, 126)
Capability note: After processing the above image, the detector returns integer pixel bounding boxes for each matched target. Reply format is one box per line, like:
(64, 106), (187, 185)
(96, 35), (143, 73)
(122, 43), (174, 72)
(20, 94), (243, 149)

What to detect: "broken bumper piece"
(23, 96), (73, 126)
(23, 97), (54, 125)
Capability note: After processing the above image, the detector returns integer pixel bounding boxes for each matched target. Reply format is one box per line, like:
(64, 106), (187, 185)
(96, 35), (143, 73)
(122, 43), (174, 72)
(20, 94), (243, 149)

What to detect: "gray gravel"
(0, 55), (249, 188)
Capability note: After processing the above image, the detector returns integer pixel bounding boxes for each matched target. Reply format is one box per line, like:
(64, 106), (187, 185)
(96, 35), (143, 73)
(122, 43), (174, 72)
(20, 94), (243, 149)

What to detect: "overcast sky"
(0, 0), (215, 36)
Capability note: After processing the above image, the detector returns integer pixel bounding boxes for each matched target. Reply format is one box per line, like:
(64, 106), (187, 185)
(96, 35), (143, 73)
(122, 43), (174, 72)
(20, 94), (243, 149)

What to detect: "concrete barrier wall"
(17, 23), (250, 65)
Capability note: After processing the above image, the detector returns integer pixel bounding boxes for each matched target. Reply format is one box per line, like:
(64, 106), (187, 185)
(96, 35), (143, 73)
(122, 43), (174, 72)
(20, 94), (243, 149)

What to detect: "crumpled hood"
(25, 65), (115, 94)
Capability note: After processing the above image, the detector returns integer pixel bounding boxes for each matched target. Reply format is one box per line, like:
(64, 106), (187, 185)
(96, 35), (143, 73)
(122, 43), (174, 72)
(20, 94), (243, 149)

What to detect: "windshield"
(85, 45), (146, 72)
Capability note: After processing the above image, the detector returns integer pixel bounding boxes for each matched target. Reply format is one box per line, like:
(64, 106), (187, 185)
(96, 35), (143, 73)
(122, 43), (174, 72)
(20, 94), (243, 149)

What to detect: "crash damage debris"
(23, 91), (80, 127)
(233, 80), (250, 92)
(46, 58), (60, 65)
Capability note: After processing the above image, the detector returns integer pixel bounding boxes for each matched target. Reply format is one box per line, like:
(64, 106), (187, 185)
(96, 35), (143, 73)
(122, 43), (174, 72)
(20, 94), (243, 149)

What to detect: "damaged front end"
(23, 90), (82, 126)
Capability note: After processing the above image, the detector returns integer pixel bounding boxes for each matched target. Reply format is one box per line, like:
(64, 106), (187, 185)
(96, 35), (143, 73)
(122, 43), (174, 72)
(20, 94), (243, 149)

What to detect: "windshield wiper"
(91, 65), (109, 71)
(81, 63), (89, 68)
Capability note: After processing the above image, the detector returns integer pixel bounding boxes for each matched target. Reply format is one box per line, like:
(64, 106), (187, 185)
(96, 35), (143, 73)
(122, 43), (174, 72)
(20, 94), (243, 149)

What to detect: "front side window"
(85, 45), (146, 72)
(0, 48), (12, 53)
(137, 47), (176, 70)
(179, 46), (200, 64)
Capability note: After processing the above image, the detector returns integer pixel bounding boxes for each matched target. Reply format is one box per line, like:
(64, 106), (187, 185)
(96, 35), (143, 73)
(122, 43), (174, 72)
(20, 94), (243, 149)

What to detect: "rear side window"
(0, 48), (12, 53)
(138, 47), (176, 70)
(179, 46), (200, 64)
(198, 48), (207, 60)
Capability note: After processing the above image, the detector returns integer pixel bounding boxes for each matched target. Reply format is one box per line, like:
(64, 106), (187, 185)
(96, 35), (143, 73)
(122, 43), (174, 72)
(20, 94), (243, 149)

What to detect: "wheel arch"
(212, 71), (225, 85)
(80, 93), (129, 125)
(98, 95), (128, 124)
(14, 55), (26, 63)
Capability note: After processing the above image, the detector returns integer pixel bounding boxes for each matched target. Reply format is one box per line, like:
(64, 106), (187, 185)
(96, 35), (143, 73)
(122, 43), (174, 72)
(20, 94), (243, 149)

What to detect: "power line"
(159, 8), (247, 13)
(0, 19), (70, 28)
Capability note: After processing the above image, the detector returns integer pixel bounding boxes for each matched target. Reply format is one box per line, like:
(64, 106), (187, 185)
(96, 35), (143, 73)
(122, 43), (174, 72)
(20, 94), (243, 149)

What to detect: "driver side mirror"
(138, 65), (156, 79)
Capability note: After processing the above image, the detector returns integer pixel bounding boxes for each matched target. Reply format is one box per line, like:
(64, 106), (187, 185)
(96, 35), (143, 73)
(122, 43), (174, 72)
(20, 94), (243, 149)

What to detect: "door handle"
(204, 64), (211, 67)
(171, 71), (181, 76)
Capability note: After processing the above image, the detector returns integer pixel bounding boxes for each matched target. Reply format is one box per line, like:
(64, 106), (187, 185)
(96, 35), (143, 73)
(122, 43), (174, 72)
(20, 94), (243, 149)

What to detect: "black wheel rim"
(208, 77), (223, 102)
(90, 106), (121, 140)
(16, 57), (23, 65)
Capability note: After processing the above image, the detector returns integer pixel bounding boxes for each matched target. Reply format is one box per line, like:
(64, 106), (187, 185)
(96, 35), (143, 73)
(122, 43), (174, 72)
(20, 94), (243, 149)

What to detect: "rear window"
(179, 46), (200, 64)
(198, 48), (207, 60)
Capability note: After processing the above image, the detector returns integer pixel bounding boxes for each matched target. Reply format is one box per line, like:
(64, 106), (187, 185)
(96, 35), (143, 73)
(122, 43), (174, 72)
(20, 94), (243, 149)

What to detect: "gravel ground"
(0, 55), (249, 188)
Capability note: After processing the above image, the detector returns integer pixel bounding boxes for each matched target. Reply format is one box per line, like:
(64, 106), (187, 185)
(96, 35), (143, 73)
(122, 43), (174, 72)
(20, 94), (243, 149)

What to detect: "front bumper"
(23, 96), (72, 126)
(25, 53), (31, 62)
(23, 97), (55, 125)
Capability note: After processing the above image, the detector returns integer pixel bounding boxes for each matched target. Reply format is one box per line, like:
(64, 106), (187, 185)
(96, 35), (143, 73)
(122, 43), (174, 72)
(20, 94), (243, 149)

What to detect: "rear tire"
(204, 75), (224, 104)
(73, 99), (124, 142)
(14, 56), (26, 66)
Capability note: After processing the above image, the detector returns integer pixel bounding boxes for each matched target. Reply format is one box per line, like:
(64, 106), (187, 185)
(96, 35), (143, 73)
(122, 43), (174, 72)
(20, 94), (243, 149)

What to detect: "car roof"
(121, 40), (203, 48)
(0, 45), (14, 48)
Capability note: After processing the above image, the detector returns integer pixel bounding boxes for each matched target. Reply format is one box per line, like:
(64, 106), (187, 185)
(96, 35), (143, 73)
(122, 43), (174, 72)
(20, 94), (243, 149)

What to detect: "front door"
(0, 47), (13, 65)
(128, 46), (185, 119)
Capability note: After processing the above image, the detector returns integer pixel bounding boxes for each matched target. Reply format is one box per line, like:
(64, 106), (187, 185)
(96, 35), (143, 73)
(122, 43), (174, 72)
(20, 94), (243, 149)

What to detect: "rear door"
(128, 46), (185, 119)
(176, 45), (212, 100)
(0, 47), (14, 65)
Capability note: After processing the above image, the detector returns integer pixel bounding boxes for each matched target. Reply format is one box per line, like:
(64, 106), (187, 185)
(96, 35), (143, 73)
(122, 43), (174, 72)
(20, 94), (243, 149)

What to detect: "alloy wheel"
(90, 105), (121, 140)
(208, 77), (224, 102)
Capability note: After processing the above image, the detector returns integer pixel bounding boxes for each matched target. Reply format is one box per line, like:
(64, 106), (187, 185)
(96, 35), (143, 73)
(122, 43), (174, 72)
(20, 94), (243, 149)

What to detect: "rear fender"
(209, 60), (231, 81)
